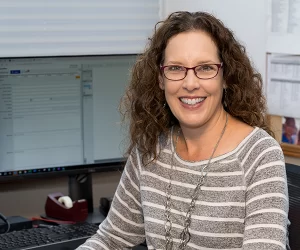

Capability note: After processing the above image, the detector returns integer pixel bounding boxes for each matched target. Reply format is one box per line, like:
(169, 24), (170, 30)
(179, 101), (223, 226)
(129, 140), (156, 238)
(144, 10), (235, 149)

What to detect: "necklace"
(164, 112), (228, 250)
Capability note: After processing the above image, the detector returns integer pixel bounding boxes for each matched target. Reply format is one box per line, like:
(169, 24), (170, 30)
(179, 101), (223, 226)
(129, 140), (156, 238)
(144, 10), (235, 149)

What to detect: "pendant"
(166, 240), (173, 250)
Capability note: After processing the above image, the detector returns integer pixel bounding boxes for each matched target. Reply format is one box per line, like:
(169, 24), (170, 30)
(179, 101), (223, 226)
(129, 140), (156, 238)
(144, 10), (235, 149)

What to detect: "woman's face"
(285, 120), (296, 137)
(159, 30), (225, 130)
(285, 125), (294, 137)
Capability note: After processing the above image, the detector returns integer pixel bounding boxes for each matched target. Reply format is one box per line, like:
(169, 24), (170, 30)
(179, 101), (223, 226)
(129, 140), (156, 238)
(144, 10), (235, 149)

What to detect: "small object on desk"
(0, 216), (32, 234)
(32, 216), (76, 227)
(45, 192), (88, 222)
(99, 196), (113, 216)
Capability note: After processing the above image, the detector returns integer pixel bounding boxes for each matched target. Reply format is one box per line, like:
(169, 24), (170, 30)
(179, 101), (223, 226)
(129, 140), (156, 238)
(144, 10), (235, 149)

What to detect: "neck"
(176, 109), (229, 161)
(181, 109), (227, 141)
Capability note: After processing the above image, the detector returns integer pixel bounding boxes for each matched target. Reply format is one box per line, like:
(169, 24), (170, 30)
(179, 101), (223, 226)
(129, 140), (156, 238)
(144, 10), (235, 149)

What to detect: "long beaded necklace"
(164, 112), (228, 250)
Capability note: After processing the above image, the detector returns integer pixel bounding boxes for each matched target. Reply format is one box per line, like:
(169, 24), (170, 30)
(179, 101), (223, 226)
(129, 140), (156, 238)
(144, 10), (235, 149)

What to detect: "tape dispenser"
(45, 192), (88, 222)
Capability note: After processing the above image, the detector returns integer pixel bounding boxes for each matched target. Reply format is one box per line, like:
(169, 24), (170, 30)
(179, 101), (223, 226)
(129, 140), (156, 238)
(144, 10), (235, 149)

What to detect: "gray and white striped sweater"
(77, 127), (289, 250)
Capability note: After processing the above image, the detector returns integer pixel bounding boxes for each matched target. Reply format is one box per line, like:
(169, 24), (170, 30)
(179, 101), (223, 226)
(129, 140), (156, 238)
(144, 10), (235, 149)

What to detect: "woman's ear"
(159, 75), (164, 90)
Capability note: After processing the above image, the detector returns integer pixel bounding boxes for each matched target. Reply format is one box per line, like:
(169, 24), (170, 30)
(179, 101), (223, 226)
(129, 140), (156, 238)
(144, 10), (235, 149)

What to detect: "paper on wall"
(268, 0), (300, 34)
(267, 54), (300, 118)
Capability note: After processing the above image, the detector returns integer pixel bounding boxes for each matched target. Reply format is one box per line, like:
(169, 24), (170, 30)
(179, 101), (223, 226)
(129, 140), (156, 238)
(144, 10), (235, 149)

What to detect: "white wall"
(162, 0), (267, 81)
(0, 0), (160, 57)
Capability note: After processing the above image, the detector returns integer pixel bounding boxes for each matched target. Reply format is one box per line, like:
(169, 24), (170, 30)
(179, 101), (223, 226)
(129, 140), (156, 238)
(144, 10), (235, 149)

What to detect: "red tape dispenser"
(45, 192), (88, 222)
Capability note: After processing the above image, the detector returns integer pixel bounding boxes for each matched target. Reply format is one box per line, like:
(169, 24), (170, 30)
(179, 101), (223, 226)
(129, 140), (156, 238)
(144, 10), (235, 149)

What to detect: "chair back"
(286, 163), (300, 250)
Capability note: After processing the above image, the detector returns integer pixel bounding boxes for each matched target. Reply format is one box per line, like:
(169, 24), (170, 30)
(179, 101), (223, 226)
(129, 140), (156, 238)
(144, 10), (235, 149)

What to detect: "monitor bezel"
(0, 53), (136, 183)
(0, 158), (127, 183)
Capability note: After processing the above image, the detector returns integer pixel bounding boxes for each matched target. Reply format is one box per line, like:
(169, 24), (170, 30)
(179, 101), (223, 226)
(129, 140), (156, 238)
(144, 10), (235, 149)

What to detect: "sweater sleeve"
(76, 149), (145, 250)
(242, 140), (289, 250)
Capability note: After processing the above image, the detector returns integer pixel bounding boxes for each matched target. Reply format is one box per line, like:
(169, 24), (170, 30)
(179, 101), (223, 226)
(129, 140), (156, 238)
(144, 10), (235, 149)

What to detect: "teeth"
(180, 97), (205, 105)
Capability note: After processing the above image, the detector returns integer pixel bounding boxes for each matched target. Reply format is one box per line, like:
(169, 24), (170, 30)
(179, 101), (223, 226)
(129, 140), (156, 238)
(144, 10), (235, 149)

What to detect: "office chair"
(286, 163), (300, 250)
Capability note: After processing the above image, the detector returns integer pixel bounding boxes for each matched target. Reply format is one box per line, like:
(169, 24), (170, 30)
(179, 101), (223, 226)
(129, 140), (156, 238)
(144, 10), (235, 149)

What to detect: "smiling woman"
(77, 11), (289, 250)
(158, 30), (227, 143)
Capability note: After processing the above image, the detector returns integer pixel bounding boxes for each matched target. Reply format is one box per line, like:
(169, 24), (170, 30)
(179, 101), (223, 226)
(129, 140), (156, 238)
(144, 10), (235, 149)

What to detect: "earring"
(163, 102), (166, 108)
(223, 88), (228, 108)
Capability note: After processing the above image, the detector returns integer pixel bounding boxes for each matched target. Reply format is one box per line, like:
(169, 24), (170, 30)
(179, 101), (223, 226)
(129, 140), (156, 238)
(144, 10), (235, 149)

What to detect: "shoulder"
(240, 127), (283, 159)
(238, 127), (285, 179)
(248, 127), (282, 151)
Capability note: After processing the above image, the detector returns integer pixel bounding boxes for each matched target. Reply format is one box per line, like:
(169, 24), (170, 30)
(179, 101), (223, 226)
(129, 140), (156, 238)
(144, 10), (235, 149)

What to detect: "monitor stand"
(68, 173), (93, 213)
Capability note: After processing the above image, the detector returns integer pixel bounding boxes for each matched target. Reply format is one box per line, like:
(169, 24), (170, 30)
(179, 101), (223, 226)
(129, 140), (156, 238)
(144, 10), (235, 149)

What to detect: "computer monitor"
(0, 54), (137, 212)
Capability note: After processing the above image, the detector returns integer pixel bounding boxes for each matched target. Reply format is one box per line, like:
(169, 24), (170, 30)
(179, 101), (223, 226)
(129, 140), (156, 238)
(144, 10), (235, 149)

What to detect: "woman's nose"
(183, 69), (200, 91)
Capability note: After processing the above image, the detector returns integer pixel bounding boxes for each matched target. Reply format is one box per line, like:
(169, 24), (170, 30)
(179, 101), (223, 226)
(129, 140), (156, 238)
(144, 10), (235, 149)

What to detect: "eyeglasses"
(160, 63), (223, 81)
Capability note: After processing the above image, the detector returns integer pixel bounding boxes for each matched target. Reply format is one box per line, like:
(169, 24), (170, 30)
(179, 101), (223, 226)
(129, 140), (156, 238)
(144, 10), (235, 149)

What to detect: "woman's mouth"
(179, 97), (206, 106)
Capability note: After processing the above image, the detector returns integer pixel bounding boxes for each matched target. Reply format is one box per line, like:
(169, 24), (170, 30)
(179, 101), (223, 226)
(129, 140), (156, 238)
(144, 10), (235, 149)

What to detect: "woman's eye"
(197, 65), (214, 71)
(168, 66), (184, 71)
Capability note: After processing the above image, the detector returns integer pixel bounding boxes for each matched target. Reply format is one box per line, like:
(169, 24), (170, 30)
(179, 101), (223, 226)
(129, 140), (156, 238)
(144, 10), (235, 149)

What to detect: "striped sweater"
(77, 127), (289, 250)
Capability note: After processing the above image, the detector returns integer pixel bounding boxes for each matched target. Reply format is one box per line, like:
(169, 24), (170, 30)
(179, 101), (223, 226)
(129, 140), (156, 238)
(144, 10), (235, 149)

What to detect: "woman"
(77, 11), (289, 250)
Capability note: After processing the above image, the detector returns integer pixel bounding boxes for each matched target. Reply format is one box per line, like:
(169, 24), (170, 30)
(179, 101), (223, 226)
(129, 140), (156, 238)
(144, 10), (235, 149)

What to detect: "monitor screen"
(0, 54), (136, 182)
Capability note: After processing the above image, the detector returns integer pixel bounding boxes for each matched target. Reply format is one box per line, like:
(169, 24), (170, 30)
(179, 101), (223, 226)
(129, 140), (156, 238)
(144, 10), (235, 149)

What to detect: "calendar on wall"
(266, 53), (300, 157)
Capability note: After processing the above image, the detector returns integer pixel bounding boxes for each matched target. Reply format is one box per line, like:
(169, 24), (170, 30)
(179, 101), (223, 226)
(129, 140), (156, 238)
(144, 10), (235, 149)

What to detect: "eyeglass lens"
(163, 64), (220, 80)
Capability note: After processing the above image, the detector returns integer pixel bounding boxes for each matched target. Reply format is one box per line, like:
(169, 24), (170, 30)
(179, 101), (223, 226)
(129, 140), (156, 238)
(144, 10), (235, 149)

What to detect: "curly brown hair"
(120, 11), (273, 164)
